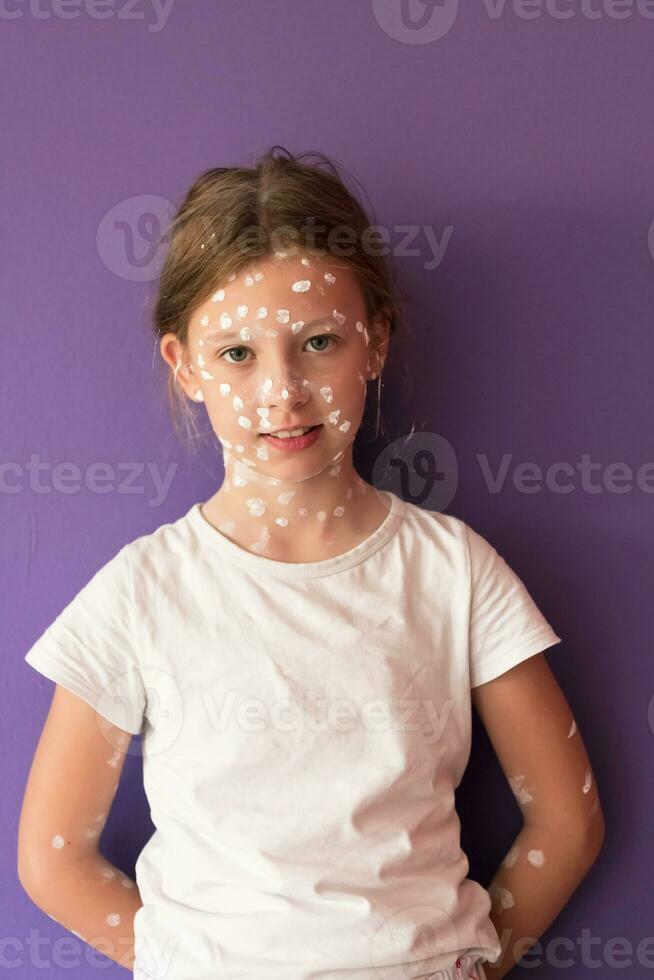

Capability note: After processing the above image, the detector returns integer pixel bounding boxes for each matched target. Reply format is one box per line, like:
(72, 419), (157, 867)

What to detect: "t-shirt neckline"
(186, 488), (405, 579)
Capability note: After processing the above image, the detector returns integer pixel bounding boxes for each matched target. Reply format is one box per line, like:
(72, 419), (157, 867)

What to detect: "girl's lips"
(260, 424), (323, 452)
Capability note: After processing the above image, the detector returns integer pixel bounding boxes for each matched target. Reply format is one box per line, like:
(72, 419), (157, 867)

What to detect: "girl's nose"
(258, 373), (309, 410)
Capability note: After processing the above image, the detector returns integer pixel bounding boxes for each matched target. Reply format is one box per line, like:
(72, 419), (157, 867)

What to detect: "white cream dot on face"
(317, 511), (327, 521)
(527, 849), (546, 867)
(320, 386), (334, 403)
(291, 320), (305, 334)
(219, 383), (231, 397)
(233, 394), (244, 411)
(211, 289), (225, 303)
(582, 770), (592, 794)
(240, 327), (252, 341)
(200, 314), (210, 326)
(355, 320), (363, 332)
(219, 520), (236, 534)
(328, 409), (341, 425)
(276, 309), (290, 324)
(197, 353), (205, 368)
(121, 877), (134, 888)
(275, 517), (289, 527)
(502, 843), (519, 868)
(568, 719), (577, 738)
(237, 304), (248, 318)
(339, 420), (351, 433)
(220, 312), (232, 329)
(256, 444), (269, 460)
(51, 834), (65, 849)
(246, 498), (266, 517)
(238, 417), (252, 429)
(256, 306), (268, 320)
(85, 828), (99, 839)
(100, 867), (115, 879)
(200, 370), (214, 381)
(334, 506), (345, 517)
(277, 490), (295, 504)
(233, 474), (247, 487)
(292, 280), (311, 292)
(329, 465), (341, 477)
(324, 272), (336, 284)
(332, 308), (346, 325)
(194, 390), (204, 402)
(106, 913), (121, 927)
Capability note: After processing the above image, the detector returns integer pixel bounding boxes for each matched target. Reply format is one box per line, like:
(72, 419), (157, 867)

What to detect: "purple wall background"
(4, 1), (653, 976)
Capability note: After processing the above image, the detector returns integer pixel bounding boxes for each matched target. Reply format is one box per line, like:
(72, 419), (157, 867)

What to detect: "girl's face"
(182, 250), (388, 483)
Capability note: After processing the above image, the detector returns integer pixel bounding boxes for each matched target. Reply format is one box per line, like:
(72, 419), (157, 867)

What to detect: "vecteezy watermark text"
(372, 0), (654, 45)
(373, 433), (654, 512)
(96, 194), (455, 281)
(1, 454), (177, 507)
(0, 0), (177, 32)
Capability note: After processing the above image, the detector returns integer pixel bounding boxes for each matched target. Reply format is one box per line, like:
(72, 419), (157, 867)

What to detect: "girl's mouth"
(260, 424), (323, 452)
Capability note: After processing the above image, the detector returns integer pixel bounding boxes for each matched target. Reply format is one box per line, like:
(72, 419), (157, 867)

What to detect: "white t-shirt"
(24, 489), (562, 980)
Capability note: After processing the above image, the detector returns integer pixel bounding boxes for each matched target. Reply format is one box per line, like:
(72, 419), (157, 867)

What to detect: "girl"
(18, 147), (605, 980)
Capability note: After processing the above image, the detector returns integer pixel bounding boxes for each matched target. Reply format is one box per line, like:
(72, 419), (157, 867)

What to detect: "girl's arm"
(18, 684), (143, 972)
(471, 652), (606, 979)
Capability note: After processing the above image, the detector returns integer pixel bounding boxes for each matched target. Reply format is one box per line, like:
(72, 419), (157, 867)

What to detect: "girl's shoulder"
(122, 501), (201, 567)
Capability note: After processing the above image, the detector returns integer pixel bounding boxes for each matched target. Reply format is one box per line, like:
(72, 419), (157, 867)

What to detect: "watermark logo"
(372, 0), (460, 42)
(372, 434), (654, 507)
(372, 0), (654, 44)
(96, 194), (174, 281)
(372, 431), (459, 511)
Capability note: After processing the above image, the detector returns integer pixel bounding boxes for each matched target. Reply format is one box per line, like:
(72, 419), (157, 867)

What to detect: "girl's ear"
(159, 334), (200, 402)
(367, 310), (391, 380)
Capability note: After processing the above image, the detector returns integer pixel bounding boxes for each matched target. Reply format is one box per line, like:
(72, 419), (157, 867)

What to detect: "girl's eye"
(220, 346), (250, 364)
(219, 334), (335, 364)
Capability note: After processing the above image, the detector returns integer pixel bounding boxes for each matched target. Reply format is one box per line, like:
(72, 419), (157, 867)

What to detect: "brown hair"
(148, 145), (411, 449)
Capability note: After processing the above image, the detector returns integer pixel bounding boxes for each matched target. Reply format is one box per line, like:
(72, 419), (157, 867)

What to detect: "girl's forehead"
(191, 253), (366, 340)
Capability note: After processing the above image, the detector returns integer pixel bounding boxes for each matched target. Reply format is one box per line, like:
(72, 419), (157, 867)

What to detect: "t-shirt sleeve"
(24, 544), (146, 735)
(465, 523), (562, 688)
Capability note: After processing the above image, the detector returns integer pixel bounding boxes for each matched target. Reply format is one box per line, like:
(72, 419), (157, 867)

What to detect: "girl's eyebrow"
(201, 315), (337, 343)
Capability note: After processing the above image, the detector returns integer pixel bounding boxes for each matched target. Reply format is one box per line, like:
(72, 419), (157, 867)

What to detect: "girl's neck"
(199, 457), (390, 563)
